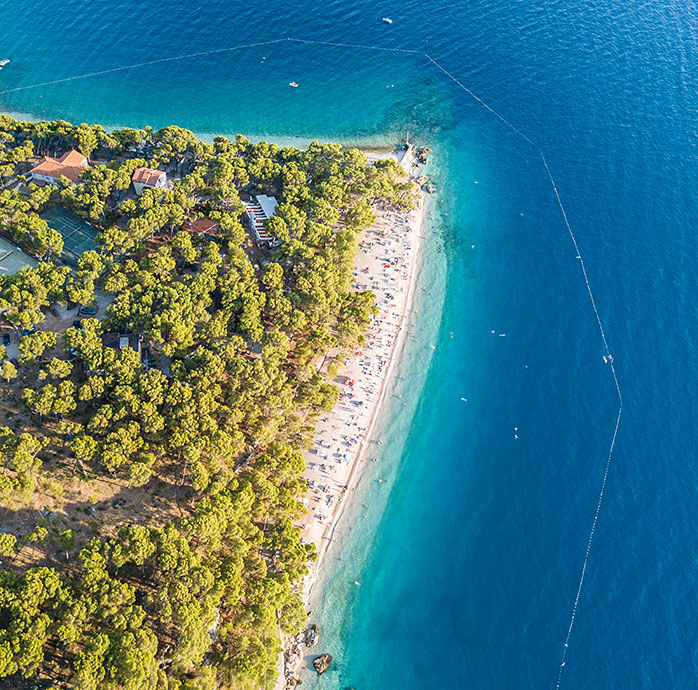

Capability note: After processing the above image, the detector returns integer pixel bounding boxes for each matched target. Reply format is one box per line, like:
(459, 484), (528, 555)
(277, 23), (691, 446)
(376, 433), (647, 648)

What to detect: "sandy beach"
(279, 145), (425, 685)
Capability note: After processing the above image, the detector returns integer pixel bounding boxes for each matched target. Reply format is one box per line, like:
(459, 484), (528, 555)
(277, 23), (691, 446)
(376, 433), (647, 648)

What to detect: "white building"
(244, 194), (280, 247)
(29, 150), (90, 185)
(132, 167), (168, 196)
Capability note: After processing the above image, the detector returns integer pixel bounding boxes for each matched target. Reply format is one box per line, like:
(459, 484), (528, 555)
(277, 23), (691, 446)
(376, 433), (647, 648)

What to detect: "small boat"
(382, 17), (393, 24)
(0, 60), (10, 70)
(289, 81), (299, 88)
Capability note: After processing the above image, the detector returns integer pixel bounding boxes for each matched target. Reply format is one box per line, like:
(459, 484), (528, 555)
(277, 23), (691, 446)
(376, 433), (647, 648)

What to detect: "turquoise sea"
(2, 1), (697, 688)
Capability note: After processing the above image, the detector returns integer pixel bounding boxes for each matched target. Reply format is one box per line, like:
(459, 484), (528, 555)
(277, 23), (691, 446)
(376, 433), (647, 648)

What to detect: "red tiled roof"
(183, 218), (219, 236)
(30, 150), (90, 183)
(132, 167), (165, 186)
(58, 150), (88, 166)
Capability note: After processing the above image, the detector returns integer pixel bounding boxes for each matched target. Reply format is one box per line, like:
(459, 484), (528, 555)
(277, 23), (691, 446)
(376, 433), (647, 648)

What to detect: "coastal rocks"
(284, 673), (302, 689)
(416, 147), (431, 164)
(305, 624), (319, 648)
(313, 653), (333, 675)
(414, 174), (435, 193)
(282, 624), (321, 683)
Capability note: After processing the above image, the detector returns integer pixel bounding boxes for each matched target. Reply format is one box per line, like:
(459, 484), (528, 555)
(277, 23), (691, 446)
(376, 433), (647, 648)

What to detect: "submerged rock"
(313, 653), (332, 675)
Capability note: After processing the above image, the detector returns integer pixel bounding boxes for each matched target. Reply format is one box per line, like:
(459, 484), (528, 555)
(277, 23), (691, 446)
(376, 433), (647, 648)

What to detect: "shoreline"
(279, 144), (426, 686)
(0, 108), (404, 156)
(306, 158), (424, 589)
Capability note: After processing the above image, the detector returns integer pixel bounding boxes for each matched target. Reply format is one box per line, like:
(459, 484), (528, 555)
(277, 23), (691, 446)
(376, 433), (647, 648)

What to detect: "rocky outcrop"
(425, 184), (435, 194)
(305, 624), (319, 648)
(416, 147), (431, 164)
(313, 653), (332, 675)
(284, 673), (302, 689)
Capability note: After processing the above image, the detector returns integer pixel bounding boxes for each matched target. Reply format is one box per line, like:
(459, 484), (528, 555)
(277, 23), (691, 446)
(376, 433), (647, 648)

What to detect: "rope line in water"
(421, 52), (623, 689)
(554, 405), (622, 688)
(0, 39), (291, 95)
(423, 53), (537, 146)
(0, 37), (421, 96)
(0, 37), (623, 688)
(288, 37), (421, 54)
(542, 155), (623, 689)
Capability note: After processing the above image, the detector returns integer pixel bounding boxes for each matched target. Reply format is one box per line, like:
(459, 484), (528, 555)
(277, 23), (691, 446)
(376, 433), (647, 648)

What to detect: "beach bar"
(244, 194), (280, 248)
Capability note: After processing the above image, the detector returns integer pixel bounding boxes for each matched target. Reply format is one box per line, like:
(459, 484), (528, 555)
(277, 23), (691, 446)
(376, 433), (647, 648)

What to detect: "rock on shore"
(313, 653), (332, 675)
(305, 623), (319, 648)
(416, 146), (431, 164)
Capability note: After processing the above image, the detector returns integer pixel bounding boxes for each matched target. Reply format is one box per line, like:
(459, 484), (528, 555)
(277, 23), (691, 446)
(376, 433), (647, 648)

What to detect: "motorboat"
(289, 81), (298, 88)
(382, 17), (393, 24)
(0, 60), (10, 69)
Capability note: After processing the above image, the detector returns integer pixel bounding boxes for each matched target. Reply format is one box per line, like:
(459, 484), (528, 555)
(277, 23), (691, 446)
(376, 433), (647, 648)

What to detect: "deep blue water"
(2, 2), (697, 688)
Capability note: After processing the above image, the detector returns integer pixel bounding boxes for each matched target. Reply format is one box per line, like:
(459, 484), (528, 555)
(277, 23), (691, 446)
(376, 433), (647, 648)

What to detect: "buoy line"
(0, 36), (623, 688)
(0, 37), (421, 96)
(0, 39), (292, 95)
(424, 53), (623, 690)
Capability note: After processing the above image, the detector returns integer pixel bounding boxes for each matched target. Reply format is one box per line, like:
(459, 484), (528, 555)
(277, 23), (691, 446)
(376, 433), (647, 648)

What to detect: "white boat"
(382, 17), (393, 24)
(289, 81), (298, 88)
(0, 60), (10, 69)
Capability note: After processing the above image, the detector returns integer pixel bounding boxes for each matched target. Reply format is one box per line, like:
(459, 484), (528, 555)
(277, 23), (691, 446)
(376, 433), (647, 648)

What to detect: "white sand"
(299, 198), (423, 580)
(300, 152), (422, 577)
(277, 146), (425, 687)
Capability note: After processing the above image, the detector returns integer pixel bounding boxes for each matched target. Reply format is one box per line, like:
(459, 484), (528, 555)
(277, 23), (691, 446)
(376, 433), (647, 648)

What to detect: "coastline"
(0, 108), (402, 156)
(279, 144), (426, 686)
(0, 104), (427, 685)
(303, 149), (424, 585)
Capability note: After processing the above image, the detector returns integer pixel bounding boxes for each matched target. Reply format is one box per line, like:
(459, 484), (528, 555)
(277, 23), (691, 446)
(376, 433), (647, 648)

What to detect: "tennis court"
(42, 206), (100, 266)
(0, 236), (38, 276)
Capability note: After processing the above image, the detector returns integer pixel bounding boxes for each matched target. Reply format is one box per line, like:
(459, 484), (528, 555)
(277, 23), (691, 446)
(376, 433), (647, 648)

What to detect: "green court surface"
(42, 206), (99, 266)
(0, 235), (38, 276)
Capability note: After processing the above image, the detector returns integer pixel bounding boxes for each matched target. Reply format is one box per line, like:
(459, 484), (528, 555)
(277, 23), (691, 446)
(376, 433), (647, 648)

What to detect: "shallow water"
(2, 1), (697, 687)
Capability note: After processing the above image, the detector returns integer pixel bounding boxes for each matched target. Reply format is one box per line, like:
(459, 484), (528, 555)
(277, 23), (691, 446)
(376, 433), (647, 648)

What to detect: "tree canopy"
(0, 115), (416, 689)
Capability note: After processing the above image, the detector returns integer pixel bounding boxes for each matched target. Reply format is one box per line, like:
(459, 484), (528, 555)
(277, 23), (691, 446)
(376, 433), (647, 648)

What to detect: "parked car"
(9, 358), (18, 366)
(72, 320), (83, 330)
(79, 306), (97, 315)
(2, 334), (9, 346)
(22, 327), (38, 336)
